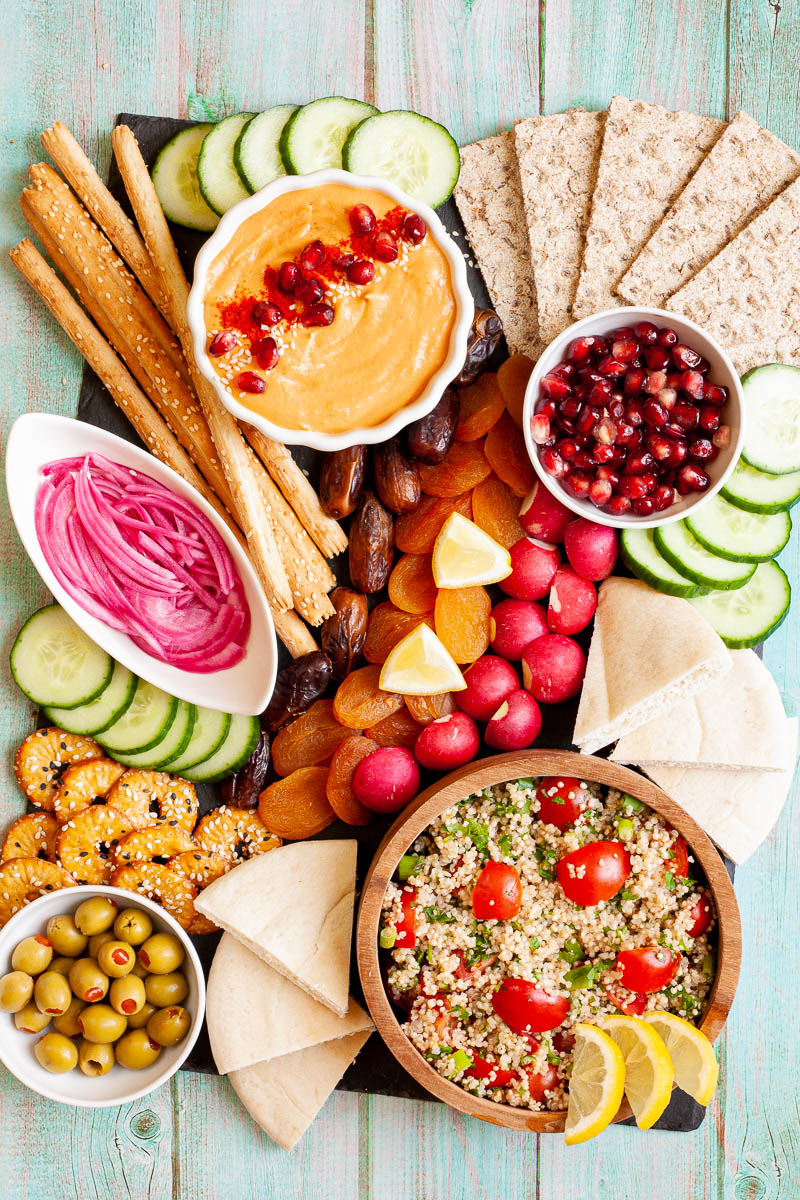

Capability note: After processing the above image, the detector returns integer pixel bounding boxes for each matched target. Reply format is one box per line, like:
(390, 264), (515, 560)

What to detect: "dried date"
(373, 437), (421, 513)
(404, 389), (459, 464)
(321, 587), (369, 683)
(349, 489), (394, 594)
(219, 730), (270, 810)
(319, 445), (367, 518)
(261, 650), (333, 733)
(454, 308), (504, 386)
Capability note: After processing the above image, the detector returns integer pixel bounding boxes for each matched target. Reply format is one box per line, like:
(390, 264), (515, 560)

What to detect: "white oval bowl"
(522, 307), (745, 529)
(187, 168), (474, 451)
(0, 885), (205, 1108)
(5, 413), (277, 716)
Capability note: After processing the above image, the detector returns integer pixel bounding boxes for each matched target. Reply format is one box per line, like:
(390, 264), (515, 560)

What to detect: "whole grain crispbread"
(454, 131), (542, 359)
(619, 111), (800, 306)
(572, 96), (725, 319)
(514, 110), (605, 345)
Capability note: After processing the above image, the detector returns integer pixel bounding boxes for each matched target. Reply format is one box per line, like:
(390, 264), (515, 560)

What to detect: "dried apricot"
(333, 664), (405, 729)
(485, 411), (536, 497)
(497, 354), (535, 428)
(366, 707), (422, 750)
(417, 441), (492, 498)
(388, 554), (438, 615)
(363, 603), (434, 665)
(271, 699), (354, 777)
(404, 692), (457, 724)
(394, 492), (472, 555)
(434, 586), (491, 664)
(454, 373), (505, 441)
(258, 766), (336, 839)
(325, 736), (378, 825)
(471, 475), (526, 548)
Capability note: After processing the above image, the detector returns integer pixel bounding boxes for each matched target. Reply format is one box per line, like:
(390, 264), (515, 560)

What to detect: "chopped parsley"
(466, 922), (494, 968)
(498, 832), (515, 858)
(564, 960), (613, 989)
(424, 906), (456, 924)
(559, 938), (583, 964)
(664, 871), (676, 891)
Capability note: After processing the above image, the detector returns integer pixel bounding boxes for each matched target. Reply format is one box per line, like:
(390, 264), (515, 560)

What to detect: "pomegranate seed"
(576, 405), (599, 434)
(558, 416), (577, 435)
(644, 400), (668, 427)
(568, 337), (593, 363)
(657, 387), (677, 410)
(572, 450), (595, 471)
(594, 416), (617, 444)
(615, 422), (638, 447)
(586, 336), (609, 357)
(553, 361), (576, 378)
(632, 496), (657, 516)
(208, 331), (237, 356)
(588, 380), (613, 406)
(606, 494), (632, 515)
(611, 336), (640, 362)
(698, 406), (721, 433)
(623, 367), (645, 394)
(278, 262), (300, 292)
(609, 395), (625, 420)
(596, 355), (626, 377)
(625, 450), (656, 475)
(403, 213), (427, 243)
(688, 437), (715, 461)
(677, 464), (709, 493)
(713, 425), (731, 449)
(253, 337), (279, 370)
(657, 327), (679, 347)
(644, 370), (668, 395)
(589, 479), (613, 507)
(608, 444), (628, 465)
(347, 259), (375, 285)
(644, 346), (670, 370)
(703, 383), (728, 406)
(664, 440), (688, 468)
(646, 433), (673, 461)
(299, 240), (325, 272)
(592, 442), (616, 464)
(641, 472), (658, 493)
(633, 320), (659, 345)
(297, 278), (324, 306)
(252, 301), (282, 327)
(681, 370), (705, 400)
(666, 371), (684, 390)
(305, 303), (335, 327)
(653, 484), (676, 511)
(541, 371), (572, 399)
(564, 470), (592, 498)
(671, 343), (702, 371)
(626, 400), (644, 427)
(673, 402), (700, 430)
(596, 465), (620, 485)
(560, 397), (582, 419)
(538, 399), (558, 419)
(540, 447), (566, 477)
(237, 371), (266, 394)
(617, 475), (649, 499)
(373, 231), (399, 262)
(333, 253), (356, 271)
(349, 204), (376, 235)
(530, 414), (552, 444)
(696, 357), (711, 374)
(556, 438), (578, 459)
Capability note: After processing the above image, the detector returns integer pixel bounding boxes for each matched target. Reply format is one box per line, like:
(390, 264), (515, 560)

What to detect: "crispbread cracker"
(666, 174), (800, 372)
(454, 131), (542, 359)
(572, 97), (724, 318)
(619, 111), (800, 305)
(514, 110), (605, 344)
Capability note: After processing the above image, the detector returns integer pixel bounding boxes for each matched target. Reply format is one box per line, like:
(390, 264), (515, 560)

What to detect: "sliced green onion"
(398, 853), (425, 881)
(449, 1049), (473, 1075)
(702, 954), (715, 979)
(379, 926), (396, 949)
(621, 794), (644, 812)
(615, 817), (634, 840)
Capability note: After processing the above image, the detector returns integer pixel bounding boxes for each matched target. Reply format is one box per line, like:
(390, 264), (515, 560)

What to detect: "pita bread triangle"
(196, 840), (356, 1018)
(573, 577), (731, 753)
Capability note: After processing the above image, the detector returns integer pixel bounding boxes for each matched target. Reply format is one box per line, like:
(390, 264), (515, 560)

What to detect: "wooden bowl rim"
(356, 749), (741, 1133)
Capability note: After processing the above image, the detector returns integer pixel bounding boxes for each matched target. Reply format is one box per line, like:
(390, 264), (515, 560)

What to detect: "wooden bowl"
(357, 750), (741, 1132)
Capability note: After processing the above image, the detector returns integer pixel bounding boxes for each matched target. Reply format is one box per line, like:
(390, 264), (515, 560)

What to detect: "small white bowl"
(187, 168), (474, 451)
(522, 307), (745, 529)
(5, 413), (277, 716)
(0, 885), (205, 1108)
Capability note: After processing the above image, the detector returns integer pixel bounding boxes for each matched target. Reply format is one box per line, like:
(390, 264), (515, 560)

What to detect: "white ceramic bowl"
(187, 168), (474, 451)
(5, 413), (277, 716)
(0, 885), (205, 1107)
(522, 307), (745, 529)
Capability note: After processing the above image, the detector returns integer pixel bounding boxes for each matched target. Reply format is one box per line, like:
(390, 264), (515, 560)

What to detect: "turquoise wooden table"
(1, 2), (799, 1197)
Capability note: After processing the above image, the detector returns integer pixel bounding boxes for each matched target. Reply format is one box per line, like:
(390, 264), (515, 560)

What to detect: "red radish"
(455, 655), (519, 722)
(563, 518), (618, 581)
(414, 713), (480, 771)
(489, 598), (548, 660)
(519, 483), (573, 542)
(485, 690), (542, 750)
(521, 634), (586, 703)
(499, 538), (560, 601)
(352, 747), (420, 813)
(547, 567), (597, 635)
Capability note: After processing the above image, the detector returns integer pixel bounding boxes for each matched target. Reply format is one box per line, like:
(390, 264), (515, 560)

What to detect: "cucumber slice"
(741, 364), (800, 475)
(152, 125), (219, 232)
(721, 457), (800, 514)
(690, 561), (791, 648)
(342, 109), (461, 208)
(279, 96), (378, 173)
(619, 529), (708, 598)
(43, 663), (138, 736)
(111, 701), (197, 769)
(654, 523), (756, 590)
(10, 605), (113, 709)
(685, 495), (791, 563)
(179, 714), (260, 783)
(234, 105), (297, 193)
(160, 707), (232, 773)
(197, 112), (255, 216)
(98, 679), (178, 756)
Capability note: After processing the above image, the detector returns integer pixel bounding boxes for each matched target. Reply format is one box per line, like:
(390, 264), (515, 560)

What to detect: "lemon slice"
(600, 1014), (674, 1130)
(432, 512), (512, 588)
(564, 1023), (626, 1145)
(644, 1012), (719, 1106)
(379, 623), (466, 695)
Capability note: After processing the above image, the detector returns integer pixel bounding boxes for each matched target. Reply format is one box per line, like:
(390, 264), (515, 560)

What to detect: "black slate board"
(69, 111), (732, 1130)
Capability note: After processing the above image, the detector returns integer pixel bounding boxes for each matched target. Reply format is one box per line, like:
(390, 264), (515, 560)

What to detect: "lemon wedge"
(564, 1023), (626, 1145)
(432, 512), (512, 588)
(379, 623), (466, 695)
(644, 1012), (719, 1106)
(600, 1014), (674, 1130)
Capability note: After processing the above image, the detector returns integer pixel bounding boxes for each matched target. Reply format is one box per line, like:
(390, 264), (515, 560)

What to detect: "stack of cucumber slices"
(622, 365), (800, 649)
(10, 605), (259, 783)
(152, 96), (461, 231)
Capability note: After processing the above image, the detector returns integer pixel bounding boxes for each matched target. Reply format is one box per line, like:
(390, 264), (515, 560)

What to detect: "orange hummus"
(202, 184), (457, 435)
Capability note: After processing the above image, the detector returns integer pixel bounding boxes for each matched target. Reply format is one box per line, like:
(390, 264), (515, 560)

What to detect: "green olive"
(145, 971), (188, 1008)
(33, 971), (73, 1017)
(114, 908), (153, 947)
(48, 956), (75, 978)
(68, 958), (109, 1004)
(74, 896), (118, 936)
(110, 975), (146, 1018)
(46, 914), (88, 957)
(97, 940), (136, 979)
(78, 1002), (127, 1043)
(138, 933), (184, 975)
(53, 996), (86, 1038)
(11, 935), (53, 975)
(35, 1031), (78, 1074)
(115, 1028), (162, 1070)
(88, 930), (115, 959)
(126, 1000), (157, 1030)
(78, 1039), (115, 1077)
(0, 970), (34, 1013)
(147, 1005), (190, 1047)
(14, 1001), (50, 1034)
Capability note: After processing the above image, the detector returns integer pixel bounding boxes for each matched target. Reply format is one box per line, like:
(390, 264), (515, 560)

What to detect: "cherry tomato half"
(395, 886), (417, 949)
(668, 834), (689, 880)
(556, 840), (631, 906)
(687, 889), (713, 938)
(616, 947), (680, 993)
(463, 1054), (519, 1088)
(526, 1061), (560, 1103)
(472, 861), (522, 920)
(491, 978), (570, 1034)
(535, 776), (589, 830)
(604, 982), (647, 1016)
